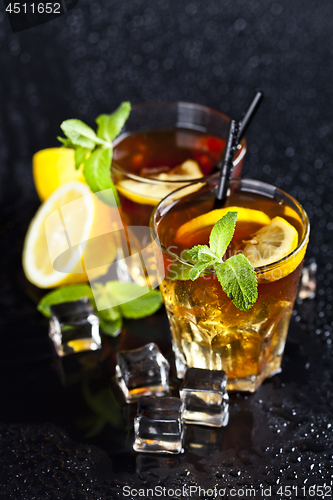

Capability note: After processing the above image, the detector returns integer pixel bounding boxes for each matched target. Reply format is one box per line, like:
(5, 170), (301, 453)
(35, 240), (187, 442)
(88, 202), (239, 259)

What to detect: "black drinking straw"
(238, 90), (264, 140)
(214, 90), (264, 208)
(215, 119), (239, 204)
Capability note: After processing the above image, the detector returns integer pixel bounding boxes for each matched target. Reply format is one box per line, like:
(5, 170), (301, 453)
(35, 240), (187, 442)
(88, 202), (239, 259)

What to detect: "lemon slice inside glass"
(243, 216), (298, 268)
(117, 160), (204, 206)
(175, 207), (271, 246)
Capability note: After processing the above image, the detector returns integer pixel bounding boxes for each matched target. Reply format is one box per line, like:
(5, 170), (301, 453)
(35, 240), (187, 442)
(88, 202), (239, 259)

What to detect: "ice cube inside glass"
(180, 368), (229, 427)
(115, 343), (170, 403)
(49, 299), (101, 357)
(133, 396), (184, 454)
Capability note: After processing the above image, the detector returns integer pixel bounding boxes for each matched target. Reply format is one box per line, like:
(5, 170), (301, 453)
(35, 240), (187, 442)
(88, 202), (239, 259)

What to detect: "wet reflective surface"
(1, 279), (333, 496)
(1, 0), (333, 494)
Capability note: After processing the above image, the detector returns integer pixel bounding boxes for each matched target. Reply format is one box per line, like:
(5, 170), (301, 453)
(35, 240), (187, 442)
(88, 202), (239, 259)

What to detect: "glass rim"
(151, 177), (310, 275)
(111, 100), (246, 184)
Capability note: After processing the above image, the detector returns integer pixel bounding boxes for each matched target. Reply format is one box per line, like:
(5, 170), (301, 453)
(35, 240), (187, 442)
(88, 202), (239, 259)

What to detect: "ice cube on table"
(180, 368), (229, 427)
(115, 343), (170, 403)
(49, 299), (101, 357)
(133, 396), (184, 454)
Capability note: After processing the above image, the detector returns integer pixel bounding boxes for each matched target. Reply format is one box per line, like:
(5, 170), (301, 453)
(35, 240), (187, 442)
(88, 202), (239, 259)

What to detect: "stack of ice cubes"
(115, 342), (230, 454)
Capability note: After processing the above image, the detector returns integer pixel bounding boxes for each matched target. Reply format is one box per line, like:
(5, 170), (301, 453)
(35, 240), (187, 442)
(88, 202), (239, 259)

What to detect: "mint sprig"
(37, 280), (163, 336)
(186, 212), (258, 311)
(57, 102), (131, 207)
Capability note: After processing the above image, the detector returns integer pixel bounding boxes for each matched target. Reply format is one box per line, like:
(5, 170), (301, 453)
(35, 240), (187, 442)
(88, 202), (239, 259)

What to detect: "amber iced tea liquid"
(113, 128), (233, 227)
(154, 179), (309, 392)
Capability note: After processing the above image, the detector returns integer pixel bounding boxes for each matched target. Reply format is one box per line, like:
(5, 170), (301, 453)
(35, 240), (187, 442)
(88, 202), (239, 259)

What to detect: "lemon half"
(23, 181), (119, 288)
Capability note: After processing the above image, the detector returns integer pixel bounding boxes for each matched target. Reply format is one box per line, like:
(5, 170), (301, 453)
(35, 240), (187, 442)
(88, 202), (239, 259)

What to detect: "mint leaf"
(96, 102), (131, 142)
(60, 119), (101, 149)
(99, 306), (121, 322)
(57, 103), (131, 207)
(198, 246), (218, 262)
(189, 260), (215, 280)
(104, 281), (163, 319)
(37, 284), (94, 317)
(120, 290), (163, 319)
(83, 147), (119, 206)
(214, 254), (258, 311)
(187, 246), (201, 261)
(74, 146), (90, 170)
(57, 136), (75, 148)
(92, 284), (122, 322)
(99, 317), (123, 336)
(209, 211), (238, 259)
(104, 281), (146, 303)
(188, 245), (217, 263)
(184, 210), (258, 311)
(82, 148), (100, 192)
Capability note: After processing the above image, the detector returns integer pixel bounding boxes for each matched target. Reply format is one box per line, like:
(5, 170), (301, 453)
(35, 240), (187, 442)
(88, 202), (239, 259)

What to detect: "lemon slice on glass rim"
(243, 216), (304, 281)
(175, 206), (271, 246)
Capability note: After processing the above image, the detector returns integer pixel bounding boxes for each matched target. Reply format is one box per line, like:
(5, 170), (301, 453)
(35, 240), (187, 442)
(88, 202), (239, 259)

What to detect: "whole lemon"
(33, 147), (86, 202)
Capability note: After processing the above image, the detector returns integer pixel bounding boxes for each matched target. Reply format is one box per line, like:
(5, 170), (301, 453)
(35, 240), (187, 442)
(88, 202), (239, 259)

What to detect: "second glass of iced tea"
(111, 102), (246, 286)
(152, 178), (309, 392)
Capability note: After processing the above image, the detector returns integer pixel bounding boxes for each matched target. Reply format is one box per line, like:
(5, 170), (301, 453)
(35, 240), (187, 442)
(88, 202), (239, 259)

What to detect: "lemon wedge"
(243, 216), (298, 268)
(175, 207), (271, 246)
(23, 181), (120, 288)
(117, 160), (204, 206)
(33, 148), (86, 202)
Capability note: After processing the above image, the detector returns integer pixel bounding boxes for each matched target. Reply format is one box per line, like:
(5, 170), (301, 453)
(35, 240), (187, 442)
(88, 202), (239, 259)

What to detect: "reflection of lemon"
(67, 339), (97, 352)
(243, 216), (304, 281)
(175, 207), (271, 246)
(33, 148), (86, 201)
(23, 181), (118, 288)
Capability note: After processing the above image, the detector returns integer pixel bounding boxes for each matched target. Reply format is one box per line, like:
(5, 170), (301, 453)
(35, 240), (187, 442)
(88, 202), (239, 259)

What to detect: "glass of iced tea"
(111, 102), (246, 286)
(151, 177), (310, 392)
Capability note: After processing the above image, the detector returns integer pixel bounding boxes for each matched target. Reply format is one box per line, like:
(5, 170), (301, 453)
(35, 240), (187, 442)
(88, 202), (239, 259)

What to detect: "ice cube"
(115, 343), (170, 403)
(180, 368), (229, 427)
(133, 396), (184, 454)
(49, 299), (101, 357)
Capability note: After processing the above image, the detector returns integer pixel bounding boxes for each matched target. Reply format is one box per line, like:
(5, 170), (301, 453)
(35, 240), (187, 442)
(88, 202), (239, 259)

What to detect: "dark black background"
(0, 0), (333, 498)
